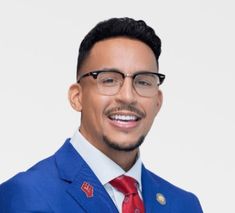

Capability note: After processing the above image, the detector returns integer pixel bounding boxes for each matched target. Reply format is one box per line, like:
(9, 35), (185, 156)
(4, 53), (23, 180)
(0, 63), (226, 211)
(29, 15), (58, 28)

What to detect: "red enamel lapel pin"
(81, 182), (94, 198)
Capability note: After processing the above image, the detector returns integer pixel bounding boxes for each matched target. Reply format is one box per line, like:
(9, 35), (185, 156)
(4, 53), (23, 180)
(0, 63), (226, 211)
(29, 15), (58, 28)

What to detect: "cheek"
(144, 100), (159, 121)
(82, 93), (111, 118)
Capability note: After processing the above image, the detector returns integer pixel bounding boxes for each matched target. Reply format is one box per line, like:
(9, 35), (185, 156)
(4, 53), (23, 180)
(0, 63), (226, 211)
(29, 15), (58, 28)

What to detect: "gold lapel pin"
(156, 193), (166, 205)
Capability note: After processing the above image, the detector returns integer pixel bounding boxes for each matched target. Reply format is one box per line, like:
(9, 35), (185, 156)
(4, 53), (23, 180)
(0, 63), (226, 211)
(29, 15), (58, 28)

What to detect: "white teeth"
(110, 115), (137, 121)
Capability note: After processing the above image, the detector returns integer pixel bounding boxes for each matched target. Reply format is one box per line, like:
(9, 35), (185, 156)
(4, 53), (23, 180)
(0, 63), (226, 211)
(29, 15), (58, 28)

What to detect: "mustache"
(105, 104), (146, 118)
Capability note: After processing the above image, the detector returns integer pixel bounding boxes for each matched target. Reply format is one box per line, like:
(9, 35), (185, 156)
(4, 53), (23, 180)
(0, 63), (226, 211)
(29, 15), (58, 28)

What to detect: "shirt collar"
(70, 130), (142, 191)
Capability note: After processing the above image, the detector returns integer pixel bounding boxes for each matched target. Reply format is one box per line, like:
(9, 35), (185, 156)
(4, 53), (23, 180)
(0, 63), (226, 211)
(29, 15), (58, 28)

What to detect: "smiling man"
(0, 18), (203, 213)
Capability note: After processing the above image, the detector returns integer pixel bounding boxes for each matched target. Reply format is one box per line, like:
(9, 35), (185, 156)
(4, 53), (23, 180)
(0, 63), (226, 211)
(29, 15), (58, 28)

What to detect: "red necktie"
(110, 175), (145, 213)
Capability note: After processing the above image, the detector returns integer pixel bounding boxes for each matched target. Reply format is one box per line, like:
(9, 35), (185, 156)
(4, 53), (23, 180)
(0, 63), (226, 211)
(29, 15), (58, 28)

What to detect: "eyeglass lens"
(96, 71), (160, 97)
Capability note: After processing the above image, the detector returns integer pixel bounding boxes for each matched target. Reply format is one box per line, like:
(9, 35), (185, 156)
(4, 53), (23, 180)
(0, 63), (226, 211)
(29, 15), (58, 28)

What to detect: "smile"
(107, 112), (142, 130)
(109, 114), (140, 122)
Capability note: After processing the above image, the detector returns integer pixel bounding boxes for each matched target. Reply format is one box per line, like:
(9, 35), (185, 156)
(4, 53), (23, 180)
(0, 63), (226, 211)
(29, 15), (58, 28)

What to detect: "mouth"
(105, 105), (145, 130)
(108, 114), (141, 122)
(107, 112), (142, 129)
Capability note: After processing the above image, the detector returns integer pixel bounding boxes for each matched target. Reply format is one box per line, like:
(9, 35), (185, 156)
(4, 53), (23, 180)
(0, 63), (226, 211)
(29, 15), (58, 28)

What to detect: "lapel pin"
(81, 181), (94, 198)
(156, 193), (166, 205)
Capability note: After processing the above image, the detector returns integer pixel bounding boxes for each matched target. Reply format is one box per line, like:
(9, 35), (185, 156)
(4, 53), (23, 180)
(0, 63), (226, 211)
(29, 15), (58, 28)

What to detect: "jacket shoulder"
(143, 168), (203, 212)
(0, 156), (55, 213)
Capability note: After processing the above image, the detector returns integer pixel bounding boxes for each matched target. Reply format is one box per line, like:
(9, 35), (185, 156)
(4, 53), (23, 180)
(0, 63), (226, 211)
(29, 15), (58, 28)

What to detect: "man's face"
(69, 37), (162, 155)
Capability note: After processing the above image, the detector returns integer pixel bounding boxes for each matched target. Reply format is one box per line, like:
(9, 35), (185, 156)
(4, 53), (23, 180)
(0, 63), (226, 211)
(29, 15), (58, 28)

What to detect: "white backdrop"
(0, 0), (234, 212)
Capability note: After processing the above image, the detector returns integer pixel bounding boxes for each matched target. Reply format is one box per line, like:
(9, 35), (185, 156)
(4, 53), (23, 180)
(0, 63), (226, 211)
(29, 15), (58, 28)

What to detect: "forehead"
(80, 37), (158, 73)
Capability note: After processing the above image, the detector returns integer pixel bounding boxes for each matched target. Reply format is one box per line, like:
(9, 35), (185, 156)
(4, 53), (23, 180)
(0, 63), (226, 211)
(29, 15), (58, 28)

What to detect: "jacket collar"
(142, 165), (171, 212)
(55, 139), (171, 212)
(55, 139), (118, 213)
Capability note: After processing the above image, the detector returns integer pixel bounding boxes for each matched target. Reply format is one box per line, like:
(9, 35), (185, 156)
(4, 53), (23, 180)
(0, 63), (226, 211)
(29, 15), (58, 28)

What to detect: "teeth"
(110, 115), (137, 121)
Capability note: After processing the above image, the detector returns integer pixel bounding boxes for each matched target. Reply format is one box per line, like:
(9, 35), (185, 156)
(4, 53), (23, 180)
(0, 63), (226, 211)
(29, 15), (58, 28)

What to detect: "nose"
(115, 78), (138, 104)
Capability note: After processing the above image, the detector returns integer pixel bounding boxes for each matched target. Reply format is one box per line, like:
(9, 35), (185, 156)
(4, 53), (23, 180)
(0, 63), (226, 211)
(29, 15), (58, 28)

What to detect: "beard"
(102, 135), (145, 152)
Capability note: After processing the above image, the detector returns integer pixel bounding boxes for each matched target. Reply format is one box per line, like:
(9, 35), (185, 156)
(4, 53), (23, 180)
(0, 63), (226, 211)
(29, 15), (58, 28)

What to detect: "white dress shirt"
(70, 130), (143, 212)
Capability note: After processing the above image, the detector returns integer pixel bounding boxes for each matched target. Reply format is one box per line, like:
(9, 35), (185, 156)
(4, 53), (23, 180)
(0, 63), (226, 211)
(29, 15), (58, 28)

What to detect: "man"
(0, 17), (203, 212)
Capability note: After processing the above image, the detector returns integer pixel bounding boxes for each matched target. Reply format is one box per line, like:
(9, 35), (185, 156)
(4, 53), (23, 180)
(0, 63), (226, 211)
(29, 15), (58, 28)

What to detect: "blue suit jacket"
(0, 139), (203, 212)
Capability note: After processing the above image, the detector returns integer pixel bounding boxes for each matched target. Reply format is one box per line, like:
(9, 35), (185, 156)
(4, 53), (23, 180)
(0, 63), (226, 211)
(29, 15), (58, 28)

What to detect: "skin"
(69, 37), (163, 171)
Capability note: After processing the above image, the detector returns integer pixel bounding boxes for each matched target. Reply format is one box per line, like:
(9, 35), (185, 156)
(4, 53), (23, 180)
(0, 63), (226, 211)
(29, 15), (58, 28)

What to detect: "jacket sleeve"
(171, 191), (203, 213)
(0, 174), (53, 213)
(190, 193), (203, 213)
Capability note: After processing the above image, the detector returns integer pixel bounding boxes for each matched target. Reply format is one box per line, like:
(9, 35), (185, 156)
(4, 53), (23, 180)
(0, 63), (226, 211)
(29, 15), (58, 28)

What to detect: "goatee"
(102, 135), (145, 152)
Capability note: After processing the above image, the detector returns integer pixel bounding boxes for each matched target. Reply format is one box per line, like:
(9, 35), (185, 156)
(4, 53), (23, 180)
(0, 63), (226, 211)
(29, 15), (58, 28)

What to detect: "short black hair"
(76, 17), (161, 80)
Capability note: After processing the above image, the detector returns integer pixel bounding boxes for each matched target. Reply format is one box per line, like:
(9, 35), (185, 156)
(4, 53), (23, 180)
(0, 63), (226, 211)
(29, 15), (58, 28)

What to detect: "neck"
(104, 148), (139, 171)
(79, 127), (139, 171)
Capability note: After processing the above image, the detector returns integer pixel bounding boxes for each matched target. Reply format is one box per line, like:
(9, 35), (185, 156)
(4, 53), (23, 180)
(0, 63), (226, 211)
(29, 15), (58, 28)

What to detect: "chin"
(102, 135), (145, 152)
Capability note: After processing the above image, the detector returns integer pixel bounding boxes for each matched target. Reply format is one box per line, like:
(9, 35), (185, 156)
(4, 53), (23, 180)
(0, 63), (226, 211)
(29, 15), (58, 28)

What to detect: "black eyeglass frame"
(77, 70), (165, 86)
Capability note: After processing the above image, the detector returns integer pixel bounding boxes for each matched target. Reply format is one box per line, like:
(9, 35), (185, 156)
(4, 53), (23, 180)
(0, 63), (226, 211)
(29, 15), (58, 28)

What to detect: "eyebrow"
(97, 67), (121, 72)
(97, 67), (158, 74)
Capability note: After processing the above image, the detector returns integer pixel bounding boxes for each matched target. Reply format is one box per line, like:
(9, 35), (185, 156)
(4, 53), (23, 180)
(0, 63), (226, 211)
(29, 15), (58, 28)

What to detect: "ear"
(156, 89), (163, 113)
(68, 83), (83, 112)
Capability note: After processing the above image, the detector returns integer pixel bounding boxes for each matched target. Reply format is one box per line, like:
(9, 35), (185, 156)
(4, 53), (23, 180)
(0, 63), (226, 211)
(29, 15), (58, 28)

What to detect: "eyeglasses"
(77, 70), (165, 97)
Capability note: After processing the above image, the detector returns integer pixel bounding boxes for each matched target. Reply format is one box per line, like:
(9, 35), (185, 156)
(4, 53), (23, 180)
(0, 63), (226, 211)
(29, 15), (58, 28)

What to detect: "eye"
(135, 76), (155, 88)
(135, 79), (152, 87)
(135, 74), (158, 88)
(98, 72), (122, 87)
(101, 77), (117, 84)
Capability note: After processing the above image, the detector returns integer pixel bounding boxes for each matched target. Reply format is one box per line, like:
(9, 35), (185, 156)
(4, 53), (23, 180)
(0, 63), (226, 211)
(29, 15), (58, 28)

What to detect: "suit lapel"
(66, 165), (118, 213)
(142, 165), (171, 213)
(55, 140), (118, 213)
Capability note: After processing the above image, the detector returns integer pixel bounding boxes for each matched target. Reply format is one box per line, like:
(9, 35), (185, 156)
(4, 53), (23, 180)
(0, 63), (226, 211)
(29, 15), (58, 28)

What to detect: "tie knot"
(110, 175), (139, 195)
